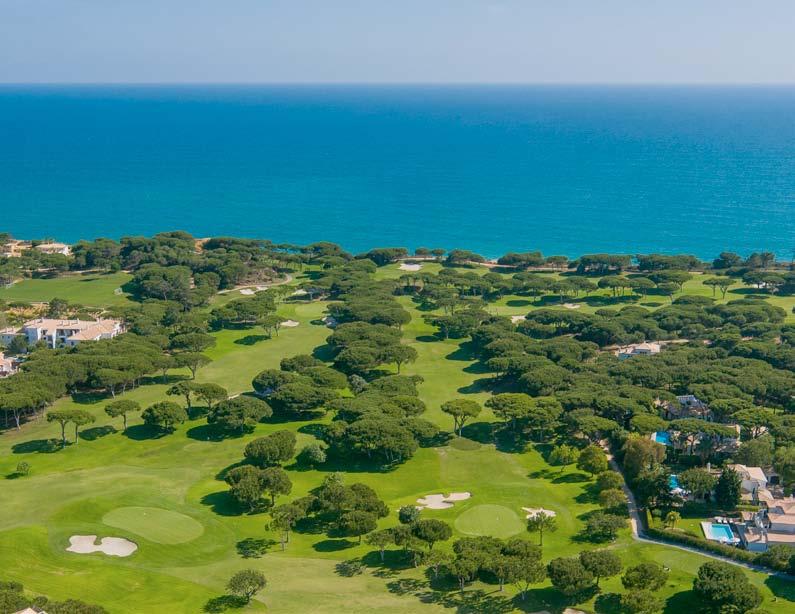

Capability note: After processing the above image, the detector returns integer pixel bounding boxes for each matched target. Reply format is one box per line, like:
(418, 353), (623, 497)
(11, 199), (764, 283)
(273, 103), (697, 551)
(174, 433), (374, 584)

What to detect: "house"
(1, 318), (124, 349)
(728, 464), (768, 496)
(0, 239), (30, 258)
(12, 608), (48, 614)
(663, 394), (712, 420)
(616, 342), (661, 360)
(34, 242), (71, 256)
(736, 495), (795, 552)
(0, 351), (18, 377)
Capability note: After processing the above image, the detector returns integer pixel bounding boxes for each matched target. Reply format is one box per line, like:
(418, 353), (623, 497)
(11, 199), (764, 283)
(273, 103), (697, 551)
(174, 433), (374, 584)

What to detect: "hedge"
(645, 527), (760, 565)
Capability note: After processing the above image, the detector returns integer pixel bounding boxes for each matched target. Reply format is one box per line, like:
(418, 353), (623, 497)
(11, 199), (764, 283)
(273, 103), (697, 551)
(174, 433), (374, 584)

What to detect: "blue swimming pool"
(654, 431), (671, 446)
(669, 475), (681, 490)
(703, 523), (735, 542)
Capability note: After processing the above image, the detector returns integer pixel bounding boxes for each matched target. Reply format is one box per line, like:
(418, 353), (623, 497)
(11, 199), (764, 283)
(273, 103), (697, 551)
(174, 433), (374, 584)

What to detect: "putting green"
(454, 504), (525, 538)
(102, 506), (204, 545)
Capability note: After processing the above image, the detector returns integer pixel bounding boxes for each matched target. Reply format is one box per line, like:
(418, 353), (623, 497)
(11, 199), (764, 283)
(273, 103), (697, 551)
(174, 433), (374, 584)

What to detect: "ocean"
(1, 85), (794, 260)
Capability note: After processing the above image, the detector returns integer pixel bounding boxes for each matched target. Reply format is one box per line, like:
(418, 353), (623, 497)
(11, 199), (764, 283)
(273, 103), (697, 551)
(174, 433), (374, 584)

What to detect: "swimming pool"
(654, 431), (671, 446)
(669, 475), (682, 490)
(702, 522), (736, 543)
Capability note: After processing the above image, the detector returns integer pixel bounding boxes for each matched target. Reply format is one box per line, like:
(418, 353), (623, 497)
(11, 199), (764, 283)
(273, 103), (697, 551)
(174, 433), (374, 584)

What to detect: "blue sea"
(1, 85), (794, 259)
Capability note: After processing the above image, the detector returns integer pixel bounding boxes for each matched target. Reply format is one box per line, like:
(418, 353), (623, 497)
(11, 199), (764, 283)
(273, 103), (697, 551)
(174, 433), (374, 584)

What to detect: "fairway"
(454, 504), (525, 538)
(0, 272), (132, 306)
(102, 506), (204, 545)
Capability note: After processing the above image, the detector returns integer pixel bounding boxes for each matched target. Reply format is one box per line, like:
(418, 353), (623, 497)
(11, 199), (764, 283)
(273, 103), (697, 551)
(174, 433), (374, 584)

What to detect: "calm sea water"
(1, 85), (794, 259)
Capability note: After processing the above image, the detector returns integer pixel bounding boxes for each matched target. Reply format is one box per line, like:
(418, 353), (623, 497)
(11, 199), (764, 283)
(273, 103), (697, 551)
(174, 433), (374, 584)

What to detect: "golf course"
(2, 256), (795, 614)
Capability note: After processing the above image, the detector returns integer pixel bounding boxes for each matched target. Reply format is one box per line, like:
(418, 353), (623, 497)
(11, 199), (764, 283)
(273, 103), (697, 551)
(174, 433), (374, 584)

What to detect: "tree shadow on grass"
(401, 585), (517, 614)
(663, 589), (697, 614)
(458, 421), (494, 444)
(234, 334), (269, 346)
(594, 592), (622, 613)
(80, 425), (117, 441)
(70, 391), (108, 405)
(457, 377), (493, 395)
(187, 406), (209, 420)
(141, 373), (189, 386)
(313, 538), (356, 552)
(203, 595), (248, 613)
(200, 491), (248, 517)
(187, 423), (232, 442)
(445, 342), (478, 362)
(553, 472), (590, 484)
(765, 574), (795, 601)
(297, 423), (326, 439)
(416, 335), (441, 343)
(311, 344), (336, 362)
(123, 424), (167, 440)
(506, 299), (534, 307)
(236, 537), (276, 558)
(11, 438), (61, 454)
(335, 559), (365, 576)
(361, 549), (413, 572)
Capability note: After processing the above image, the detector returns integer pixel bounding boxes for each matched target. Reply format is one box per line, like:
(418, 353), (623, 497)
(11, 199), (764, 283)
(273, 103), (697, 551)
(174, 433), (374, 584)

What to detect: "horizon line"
(3, 81), (795, 87)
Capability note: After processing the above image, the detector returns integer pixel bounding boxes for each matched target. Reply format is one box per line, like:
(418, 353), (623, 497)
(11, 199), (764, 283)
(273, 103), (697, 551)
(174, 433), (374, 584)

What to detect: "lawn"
(0, 272), (133, 307)
(1, 270), (794, 613)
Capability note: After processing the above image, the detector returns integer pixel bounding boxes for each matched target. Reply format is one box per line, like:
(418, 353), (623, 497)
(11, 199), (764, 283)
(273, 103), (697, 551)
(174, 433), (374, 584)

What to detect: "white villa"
(729, 464), (769, 496)
(0, 318), (124, 349)
(727, 464), (795, 552)
(616, 342), (661, 360)
(35, 242), (71, 256)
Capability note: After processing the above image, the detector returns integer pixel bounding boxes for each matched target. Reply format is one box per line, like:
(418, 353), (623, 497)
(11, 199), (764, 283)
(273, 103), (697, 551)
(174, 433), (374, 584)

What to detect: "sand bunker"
(523, 507), (557, 519)
(511, 315), (527, 324)
(399, 263), (422, 272)
(239, 288), (255, 295)
(563, 303), (581, 310)
(291, 289), (308, 297)
(67, 535), (137, 557)
(281, 320), (300, 327)
(417, 492), (471, 510)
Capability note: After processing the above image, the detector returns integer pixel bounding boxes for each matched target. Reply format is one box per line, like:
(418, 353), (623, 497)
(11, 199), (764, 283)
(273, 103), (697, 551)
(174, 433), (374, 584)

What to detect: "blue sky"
(1, 1), (794, 83)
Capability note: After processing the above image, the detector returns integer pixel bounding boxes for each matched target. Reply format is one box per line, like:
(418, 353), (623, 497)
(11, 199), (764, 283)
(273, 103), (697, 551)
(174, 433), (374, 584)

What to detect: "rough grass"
(1, 271), (794, 613)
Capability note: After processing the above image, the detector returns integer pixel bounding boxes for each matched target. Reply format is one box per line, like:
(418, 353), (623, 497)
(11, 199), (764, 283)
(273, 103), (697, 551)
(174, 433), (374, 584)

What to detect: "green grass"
(0, 272), (133, 307)
(454, 504), (525, 538)
(102, 506), (205, 545)
(1, 272), (794, 613)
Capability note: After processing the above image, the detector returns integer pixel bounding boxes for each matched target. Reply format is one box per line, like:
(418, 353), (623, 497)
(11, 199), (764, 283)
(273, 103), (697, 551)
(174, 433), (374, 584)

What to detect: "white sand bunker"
(511, 315), (527, 324)
(291, 289), (308, 297)
(417, 492), (471, 510)
(239, 288), (256, 295)
(399, 263), (422, 271)
(67, 535), (137, 557)
(563, 303), (581, 310)
(281, 320), (300, 327)
(523, 507), (557, 519)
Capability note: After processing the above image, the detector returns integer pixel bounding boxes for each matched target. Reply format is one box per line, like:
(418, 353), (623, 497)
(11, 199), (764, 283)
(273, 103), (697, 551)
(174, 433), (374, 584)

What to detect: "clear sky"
(2, 0), (794, 84)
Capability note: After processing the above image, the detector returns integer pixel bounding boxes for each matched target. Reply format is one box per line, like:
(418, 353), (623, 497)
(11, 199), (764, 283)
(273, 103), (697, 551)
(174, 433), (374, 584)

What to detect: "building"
(728, 464), (769, 496)
(663, 394), (712, 420)
(616, 342), (661, 360)
(0, 351), (18, 377)
(730, 465), (795, 551)
(0, 318), (124, 349)
(34, 242), (71, 256)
